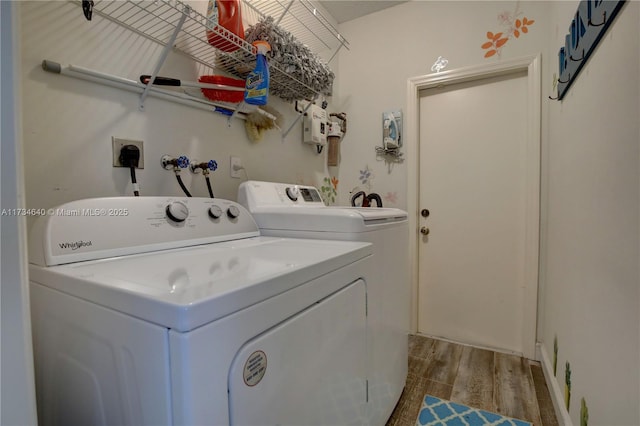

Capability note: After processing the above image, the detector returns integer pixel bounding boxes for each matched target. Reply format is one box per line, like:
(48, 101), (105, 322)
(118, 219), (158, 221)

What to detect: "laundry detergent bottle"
(205, 0), (244, 52)
(244, 40), (271, 106)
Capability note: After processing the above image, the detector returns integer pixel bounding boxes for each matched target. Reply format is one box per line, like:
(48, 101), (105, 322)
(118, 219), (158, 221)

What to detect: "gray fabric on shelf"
(217, 16), (334, 101)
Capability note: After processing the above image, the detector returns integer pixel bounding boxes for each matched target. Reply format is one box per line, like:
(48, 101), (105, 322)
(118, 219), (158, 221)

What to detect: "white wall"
(334, 1), (550, 208)
(540, 2), (640, 425)
(336, 1), (640, 424)
(1, 2), (38, 424)
(17, 0), (640, 424)
(20, 1), (334, 220)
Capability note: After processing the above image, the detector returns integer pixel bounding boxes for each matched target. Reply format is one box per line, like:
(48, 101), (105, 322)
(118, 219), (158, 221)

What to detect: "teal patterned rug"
(415, 395), (532, 426)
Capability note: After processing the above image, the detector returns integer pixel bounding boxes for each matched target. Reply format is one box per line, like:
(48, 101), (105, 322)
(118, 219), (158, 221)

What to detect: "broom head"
(199, 75), (245, 103)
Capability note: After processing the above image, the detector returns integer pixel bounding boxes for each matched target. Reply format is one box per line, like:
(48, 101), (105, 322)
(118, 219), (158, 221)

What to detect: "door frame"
(405, 54), (541, 359)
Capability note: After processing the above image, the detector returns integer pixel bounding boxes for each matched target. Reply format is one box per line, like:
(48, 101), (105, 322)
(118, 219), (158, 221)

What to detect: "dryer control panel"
(288, 186), (323, 203)
(238, 180), (325, 209)
(29, 197), (260, 266)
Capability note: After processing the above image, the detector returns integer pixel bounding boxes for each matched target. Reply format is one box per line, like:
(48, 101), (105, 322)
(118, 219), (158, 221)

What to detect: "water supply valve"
(190, 159), (218, 175)
(162, 155), (190, 170)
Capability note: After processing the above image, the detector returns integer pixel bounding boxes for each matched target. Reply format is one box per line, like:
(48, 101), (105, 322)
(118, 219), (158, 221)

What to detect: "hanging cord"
(205, 172), (214, 198)
(174, 169), (192, 197)
(241, 167), (250, 180)
(203, 160), (218, 198)
(119, 144), (141, 196)
(231, 163), (250, 180)
(162, 155), (191, 197)
(130, 166), (140, 196)
(190, 160), (218, 198)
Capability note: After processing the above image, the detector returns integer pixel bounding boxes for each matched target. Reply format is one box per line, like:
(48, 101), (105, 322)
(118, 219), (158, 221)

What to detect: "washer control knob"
(227, 205), (240, 219)
(208, 205), (223, 219)
(166, 201), (189, 222)
(285, 186), (299, 201)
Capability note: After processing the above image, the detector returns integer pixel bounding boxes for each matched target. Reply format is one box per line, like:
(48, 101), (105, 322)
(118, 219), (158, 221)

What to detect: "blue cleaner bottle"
(244, 40), (270, 106)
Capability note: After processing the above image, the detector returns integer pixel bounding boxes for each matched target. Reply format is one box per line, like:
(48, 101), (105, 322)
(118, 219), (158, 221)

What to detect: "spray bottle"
(244, 40), (271, 106)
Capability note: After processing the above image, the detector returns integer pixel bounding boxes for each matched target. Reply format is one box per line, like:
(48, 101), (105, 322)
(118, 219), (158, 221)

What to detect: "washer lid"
(29, 236), (371, 332)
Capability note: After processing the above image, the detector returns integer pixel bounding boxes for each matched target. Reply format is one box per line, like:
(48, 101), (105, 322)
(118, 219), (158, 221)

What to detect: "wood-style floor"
(386, 335), (559, 426)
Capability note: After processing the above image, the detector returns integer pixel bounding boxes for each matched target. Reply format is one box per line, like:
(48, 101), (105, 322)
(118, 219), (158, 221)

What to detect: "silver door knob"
(420, 227), (430, 236)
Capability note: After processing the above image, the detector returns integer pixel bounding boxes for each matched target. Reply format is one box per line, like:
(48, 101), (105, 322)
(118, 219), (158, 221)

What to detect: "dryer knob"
(286, 186), (299, 201)
(165, 201), (189, 222)
(208, 205), (223, 219)
(227, 205), (240, 219)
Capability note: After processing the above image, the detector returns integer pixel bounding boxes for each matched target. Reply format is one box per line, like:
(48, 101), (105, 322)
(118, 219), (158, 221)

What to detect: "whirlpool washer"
(28, 197), (372, 426)
(238, 181), (410, 426)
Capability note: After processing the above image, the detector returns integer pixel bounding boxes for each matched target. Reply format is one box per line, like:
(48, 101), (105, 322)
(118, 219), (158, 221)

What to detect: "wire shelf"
(86, 0), (348, 101)
(242, 0), (349, 55)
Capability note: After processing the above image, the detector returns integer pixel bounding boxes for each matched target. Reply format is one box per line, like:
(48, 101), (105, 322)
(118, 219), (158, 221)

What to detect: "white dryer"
(238, 181), (410, 426)
(28, 197), (373, 426)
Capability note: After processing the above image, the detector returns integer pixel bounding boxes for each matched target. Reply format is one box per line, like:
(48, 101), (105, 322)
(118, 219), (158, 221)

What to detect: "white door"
(417, 69), (538, 356)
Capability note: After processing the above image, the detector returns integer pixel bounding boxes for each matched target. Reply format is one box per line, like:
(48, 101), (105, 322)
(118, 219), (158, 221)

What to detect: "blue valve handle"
(176, 156), (190, 169)
(207, 160), (218, 171)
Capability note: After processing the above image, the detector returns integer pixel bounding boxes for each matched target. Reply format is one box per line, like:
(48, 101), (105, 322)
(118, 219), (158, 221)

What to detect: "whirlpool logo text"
(58, 240), (93, 251)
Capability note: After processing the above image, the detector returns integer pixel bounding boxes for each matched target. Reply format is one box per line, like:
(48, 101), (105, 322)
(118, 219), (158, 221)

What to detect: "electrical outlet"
(112, 137), (144, 168)
(230, 156), (242, 178)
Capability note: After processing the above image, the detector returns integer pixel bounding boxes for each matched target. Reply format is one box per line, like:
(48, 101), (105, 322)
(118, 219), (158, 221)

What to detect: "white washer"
(28, 197), (373, 426)
(238, 181), (410, 426)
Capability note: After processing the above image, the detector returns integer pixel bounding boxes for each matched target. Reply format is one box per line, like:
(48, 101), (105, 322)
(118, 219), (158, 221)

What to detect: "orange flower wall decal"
(481, 6), (535, 59)
(514, 17), (535, 38)
(482, 32), (509, 58)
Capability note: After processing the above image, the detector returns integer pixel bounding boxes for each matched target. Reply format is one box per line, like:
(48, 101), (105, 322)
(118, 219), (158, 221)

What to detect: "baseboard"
(413, 332), (523, 357)
(536, 343), (573, 426)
